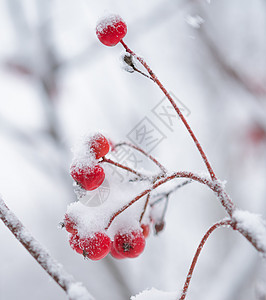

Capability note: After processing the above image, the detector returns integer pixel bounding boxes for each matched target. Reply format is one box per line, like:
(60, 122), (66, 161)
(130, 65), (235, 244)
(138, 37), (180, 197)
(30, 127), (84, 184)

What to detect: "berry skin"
(113, 230), (145, 258)
(80, 232), (111, 260)
(141, 224), (150, 239)
(110, 242), (126, 259)
(90, 134), (110, 159)
(96, 14), (127, 46)
(70, 164), (105, 191)
(64, 214), (78, 234)
(69, 234), (83, 254)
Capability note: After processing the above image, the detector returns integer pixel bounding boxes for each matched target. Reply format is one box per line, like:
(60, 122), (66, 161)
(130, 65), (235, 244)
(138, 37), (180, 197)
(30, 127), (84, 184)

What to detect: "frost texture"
(96, 14), (124, 34)
(68, 282), (94, 300)
(233, 209), (266, 254)
(0, 197), (94, 300)
(130, 288), (177, 300)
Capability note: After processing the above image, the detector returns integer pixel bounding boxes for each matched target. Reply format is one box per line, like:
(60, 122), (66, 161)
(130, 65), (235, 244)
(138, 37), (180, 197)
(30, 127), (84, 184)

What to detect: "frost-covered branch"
(0, 196), (94, 300)
(106, 171), (266, 256)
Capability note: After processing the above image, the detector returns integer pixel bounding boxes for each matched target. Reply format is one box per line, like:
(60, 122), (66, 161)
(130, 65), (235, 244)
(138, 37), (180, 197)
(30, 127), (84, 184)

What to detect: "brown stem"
(105, 171), (234, 230)
(120, 39), (217, 181)
(139, 194), (151, 223)
(179, 220), (232, 300)
(101, 156), (149, 180)
(0, 197), (93, 300)
(115, 141), (167, 174)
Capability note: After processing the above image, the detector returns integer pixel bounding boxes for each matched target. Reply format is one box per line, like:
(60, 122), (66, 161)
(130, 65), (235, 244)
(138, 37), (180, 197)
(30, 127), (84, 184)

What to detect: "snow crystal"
(130, 287), (177, 300)
(185, 15), (204, 29)
(96, 14), (124, 34)
(233, 209), (266, 254)
(67, 282), (94, 300)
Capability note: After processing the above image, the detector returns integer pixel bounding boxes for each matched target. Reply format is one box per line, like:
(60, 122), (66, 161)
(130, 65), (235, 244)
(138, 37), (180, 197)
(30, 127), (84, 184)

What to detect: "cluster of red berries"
(70, 133), (110, 191)
(65, 214), (150, 260)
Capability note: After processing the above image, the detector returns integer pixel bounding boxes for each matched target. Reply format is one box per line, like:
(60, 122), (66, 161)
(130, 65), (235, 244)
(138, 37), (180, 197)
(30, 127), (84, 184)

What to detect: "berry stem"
(0, 197), (93, 300)
(139, 193), (151, 223)
(101, 156), (149, 180)
(106, 171), (234, 230)
(120, 39), (217, 181)
(151, 179), (192, 206)
(115, 141), (167, 174)
(179, 219), (232, 300)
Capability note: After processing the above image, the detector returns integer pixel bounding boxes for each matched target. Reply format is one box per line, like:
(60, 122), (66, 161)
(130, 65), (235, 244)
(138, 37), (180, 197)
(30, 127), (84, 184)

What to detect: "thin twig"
(101, 156), (149, 180)
(0, 197), (93, 300)
(120, 39), (217, 181)
(139, 194), (151, 223)
(115, 141), (167, 174)
(179, 219), (232, 300)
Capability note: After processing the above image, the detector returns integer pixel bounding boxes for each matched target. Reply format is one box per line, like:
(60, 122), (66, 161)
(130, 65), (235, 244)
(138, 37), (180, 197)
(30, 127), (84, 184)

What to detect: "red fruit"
(80, 232), (111, 261)
(69, 234), (83, 254)
(90, 133), (110, 159)
(113, 230), (145, 258)
(70, 164), (105, 191)
(96, 14), (127, 46)
(110, 242), (126, 259)
(141, 224), (150, 239)
(64, 214), (78, 234)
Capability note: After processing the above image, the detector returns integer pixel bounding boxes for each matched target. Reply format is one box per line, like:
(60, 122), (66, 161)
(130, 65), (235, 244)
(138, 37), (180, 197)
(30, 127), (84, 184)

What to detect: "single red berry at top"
(96, 14), (127, 46)
(80, 232), (111, 260)
(113, 230), (145, 258)
(89, 133), (110, 159)
(70, 164), (105, 191)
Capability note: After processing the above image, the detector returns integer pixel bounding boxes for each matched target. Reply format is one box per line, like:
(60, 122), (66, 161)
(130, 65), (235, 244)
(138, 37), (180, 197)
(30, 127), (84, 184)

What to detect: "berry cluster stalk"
(120, 40), (217, 181)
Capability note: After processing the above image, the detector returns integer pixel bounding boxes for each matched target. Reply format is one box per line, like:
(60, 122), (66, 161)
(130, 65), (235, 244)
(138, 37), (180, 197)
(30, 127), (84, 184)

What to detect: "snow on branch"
(232, 209), (266, 256)
(0, 196), (94, 300)
(131, 287), (177, 300)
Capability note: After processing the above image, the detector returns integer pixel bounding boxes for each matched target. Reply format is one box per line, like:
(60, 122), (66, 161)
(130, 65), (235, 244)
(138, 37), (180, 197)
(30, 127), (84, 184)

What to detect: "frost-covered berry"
(113, 230), (145, 258)
(154, 220), (165, 235)
(141, 224), (150, 239)
(80, 232), (111, 260)
(64, 214), (78, 234)
(96, 14), (127, 46)
(70, 164), (105, 191)
(89, 133), (110, 159)
(69, 234), (83, 254)
(110, 242), (126, 259)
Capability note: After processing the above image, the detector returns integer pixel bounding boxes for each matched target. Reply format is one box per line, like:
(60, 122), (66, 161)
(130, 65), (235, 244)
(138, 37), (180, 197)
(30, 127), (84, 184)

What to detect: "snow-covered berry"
(80, 232), (111, 260)
(113, 230), (145, 258)
(89, 133), (110, 159)
(70, 164), (105, 191)
(96, 14), (127, 46)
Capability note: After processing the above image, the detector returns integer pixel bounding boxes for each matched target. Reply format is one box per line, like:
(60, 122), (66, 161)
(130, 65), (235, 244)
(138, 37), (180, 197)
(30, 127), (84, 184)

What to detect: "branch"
(120, 40), (217, 181)
(179, 219), (232, 300)
(0, 196), (94, 300)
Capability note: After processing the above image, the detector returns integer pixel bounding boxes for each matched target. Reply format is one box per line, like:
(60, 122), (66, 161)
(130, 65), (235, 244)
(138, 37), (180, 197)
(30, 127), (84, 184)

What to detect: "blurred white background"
(0, 0), (266, 299)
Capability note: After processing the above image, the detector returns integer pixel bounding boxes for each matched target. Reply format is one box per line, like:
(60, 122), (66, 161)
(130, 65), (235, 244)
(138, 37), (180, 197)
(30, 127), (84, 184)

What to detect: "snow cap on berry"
(96, 14), (127, 46)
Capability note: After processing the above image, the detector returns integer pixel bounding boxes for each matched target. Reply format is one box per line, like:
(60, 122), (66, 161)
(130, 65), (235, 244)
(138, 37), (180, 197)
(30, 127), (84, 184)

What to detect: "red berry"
(113, 230), (145, 258)
(69, 234), (83, 254)
(80, 232), (111, 260)
(70, 164), (105, 191)
(89, 133), (110, 159)
(96, 14), (127, 46)
(110, 242), (126, 259)
(141, 224), (150, 239)
(64, 214), (78, 234)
